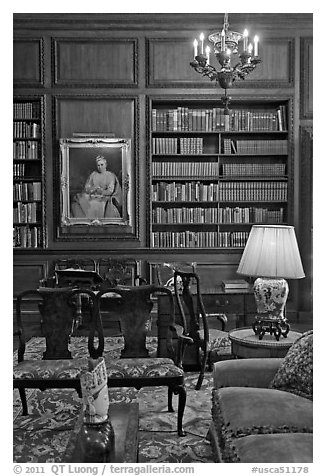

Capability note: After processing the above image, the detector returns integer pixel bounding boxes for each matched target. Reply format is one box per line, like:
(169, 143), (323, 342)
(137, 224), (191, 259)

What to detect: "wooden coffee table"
(63, 402), (139, 463)
(229, 327), (302, 358)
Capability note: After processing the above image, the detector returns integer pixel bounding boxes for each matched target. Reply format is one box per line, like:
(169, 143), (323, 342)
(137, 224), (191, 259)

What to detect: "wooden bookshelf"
(149, 98), (291, 250)
(13, 98), (46, 248)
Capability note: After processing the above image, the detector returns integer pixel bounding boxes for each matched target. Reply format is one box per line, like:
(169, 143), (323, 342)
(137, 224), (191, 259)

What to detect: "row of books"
(219, 206), (284, 224)
(234, 140), (288, 155)
(152, 207), (219, 224)
(152, 138), (288, 156)
(152, 204), (284, 224)
(152, 107), (226, 132)
(13, 122), (41, 139)
(13, 182), (42, 201)
(152, 137), (204, 155)
(151, 231), (249, 248)
(13, 225), (41, 248)
(152, 162), (219, 177)
(13, 102), (40, 120)
(230, 106), (287, 132)
(151, 106), (287, 132)
(13, 164), (41, 179)
(13, 163), (26, 179)
(13, 201), (41, 223)
(14, 140), (40, 160)
(219, 182), (288, 201)
(221, 163), (286, 177)
(152, 207), (284, 225)
(152, 182), (219, 202)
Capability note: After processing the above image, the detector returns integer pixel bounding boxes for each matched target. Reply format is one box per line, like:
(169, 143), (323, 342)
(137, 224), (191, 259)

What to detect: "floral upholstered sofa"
(209, 330), (313, 463)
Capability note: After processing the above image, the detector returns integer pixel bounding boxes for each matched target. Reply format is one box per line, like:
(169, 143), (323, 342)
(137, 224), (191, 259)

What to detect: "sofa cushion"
(232, 433), (313, 463)
(269, 330), (313, 400)
(211, 387), (313, 462)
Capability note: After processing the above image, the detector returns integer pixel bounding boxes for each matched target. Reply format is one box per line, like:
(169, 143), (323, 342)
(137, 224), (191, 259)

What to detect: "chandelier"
(190, 13), (262, 112)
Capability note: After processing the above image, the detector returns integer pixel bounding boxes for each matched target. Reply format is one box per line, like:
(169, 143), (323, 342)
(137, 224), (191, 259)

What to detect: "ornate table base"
(252, 317), (290, 341)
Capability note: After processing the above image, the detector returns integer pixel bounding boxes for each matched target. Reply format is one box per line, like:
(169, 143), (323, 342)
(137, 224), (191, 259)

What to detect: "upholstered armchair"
(209, 331), (313, 463)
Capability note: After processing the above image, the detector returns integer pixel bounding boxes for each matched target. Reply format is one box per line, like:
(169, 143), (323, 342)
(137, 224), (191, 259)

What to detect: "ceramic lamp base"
(252, 277), (290, 341)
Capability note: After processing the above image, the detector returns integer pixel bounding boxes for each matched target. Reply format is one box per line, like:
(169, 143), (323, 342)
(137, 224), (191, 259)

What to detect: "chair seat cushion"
(104, 357), (184, 379)
(13, 358), (89, 379)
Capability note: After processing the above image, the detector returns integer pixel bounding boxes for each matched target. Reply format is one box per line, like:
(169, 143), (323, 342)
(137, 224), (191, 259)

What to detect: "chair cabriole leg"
(174, 384), (186, 436)
(19, 388), (28, 415)
(167, 387), (174, 412)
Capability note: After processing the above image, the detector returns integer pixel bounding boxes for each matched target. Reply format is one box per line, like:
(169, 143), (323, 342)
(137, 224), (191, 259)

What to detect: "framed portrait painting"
(59, 137), (135, 238)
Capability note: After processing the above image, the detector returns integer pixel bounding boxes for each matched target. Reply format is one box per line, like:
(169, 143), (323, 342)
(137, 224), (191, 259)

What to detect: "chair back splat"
(95, 284), (192, 436)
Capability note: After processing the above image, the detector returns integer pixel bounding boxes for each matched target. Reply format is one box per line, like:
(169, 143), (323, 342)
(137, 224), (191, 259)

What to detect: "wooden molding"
(52, 94), (140, 242)
(300, 37), (313, 119)
(13, 261), (48, 296)
(13, 38), (44, 87)
(52, 37), (138, 88)
(146, 37), (294, 89)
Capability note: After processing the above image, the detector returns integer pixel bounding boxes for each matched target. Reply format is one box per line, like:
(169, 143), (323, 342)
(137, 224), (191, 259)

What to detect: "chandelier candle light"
(237, 225), (305, 341)
(190, 13), (262, 112)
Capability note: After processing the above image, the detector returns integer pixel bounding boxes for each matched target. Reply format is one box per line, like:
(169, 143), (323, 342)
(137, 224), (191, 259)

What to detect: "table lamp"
(237, 225), (305, 340)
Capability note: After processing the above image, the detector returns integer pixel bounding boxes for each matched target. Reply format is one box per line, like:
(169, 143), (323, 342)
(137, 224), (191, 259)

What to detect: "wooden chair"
(173, 268), (230, 390)
(96, 284), (192, 436)
(13, 287), (102, 415)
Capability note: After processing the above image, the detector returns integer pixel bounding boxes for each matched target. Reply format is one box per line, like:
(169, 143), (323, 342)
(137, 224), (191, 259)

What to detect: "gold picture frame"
(60, 137), (132, 229)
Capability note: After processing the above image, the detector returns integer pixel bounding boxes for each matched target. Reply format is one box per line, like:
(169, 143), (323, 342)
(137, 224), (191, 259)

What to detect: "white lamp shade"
(237, 225), (305, 279)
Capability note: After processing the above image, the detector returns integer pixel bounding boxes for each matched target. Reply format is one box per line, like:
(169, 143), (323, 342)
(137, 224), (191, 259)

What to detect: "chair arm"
(207, 312), (227, 331)
(213, 358), (284, 389)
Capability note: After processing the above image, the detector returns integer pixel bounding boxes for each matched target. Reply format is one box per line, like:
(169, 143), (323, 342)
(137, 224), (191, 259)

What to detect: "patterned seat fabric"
(13, 358), (89, 379)
(200, 329), (232, 354)
(104, 357), (184, 379)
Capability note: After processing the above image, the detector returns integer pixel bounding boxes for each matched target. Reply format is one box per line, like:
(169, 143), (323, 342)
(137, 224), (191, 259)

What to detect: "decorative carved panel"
(52, 38), (138, 87)
(53, 95), (139, 242)
(300, 37), (313, 119)
(13, 38), (44, 86)
(147, 37), (294, 88)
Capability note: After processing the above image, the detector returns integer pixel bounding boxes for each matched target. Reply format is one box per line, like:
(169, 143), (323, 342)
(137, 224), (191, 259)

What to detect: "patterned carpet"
(13, 337), (215, 463)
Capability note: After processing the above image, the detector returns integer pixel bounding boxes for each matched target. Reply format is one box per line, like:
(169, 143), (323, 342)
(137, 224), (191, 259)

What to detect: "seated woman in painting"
(72, 155), (122, 219)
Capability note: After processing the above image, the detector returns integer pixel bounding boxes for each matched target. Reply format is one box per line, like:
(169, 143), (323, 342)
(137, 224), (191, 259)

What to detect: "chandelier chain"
(223, 13), (229, 31)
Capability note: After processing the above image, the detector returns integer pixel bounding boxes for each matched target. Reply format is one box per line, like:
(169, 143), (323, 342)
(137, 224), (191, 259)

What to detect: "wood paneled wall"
(13, 13), (313, 316)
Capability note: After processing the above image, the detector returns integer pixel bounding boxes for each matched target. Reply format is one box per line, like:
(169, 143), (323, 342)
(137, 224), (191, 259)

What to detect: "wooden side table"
(229, 327), (302, 358)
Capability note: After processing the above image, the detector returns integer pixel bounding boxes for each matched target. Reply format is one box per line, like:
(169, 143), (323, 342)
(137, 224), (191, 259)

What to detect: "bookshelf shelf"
(149, 97), (291, 250)
(13, 97), (46, 249)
